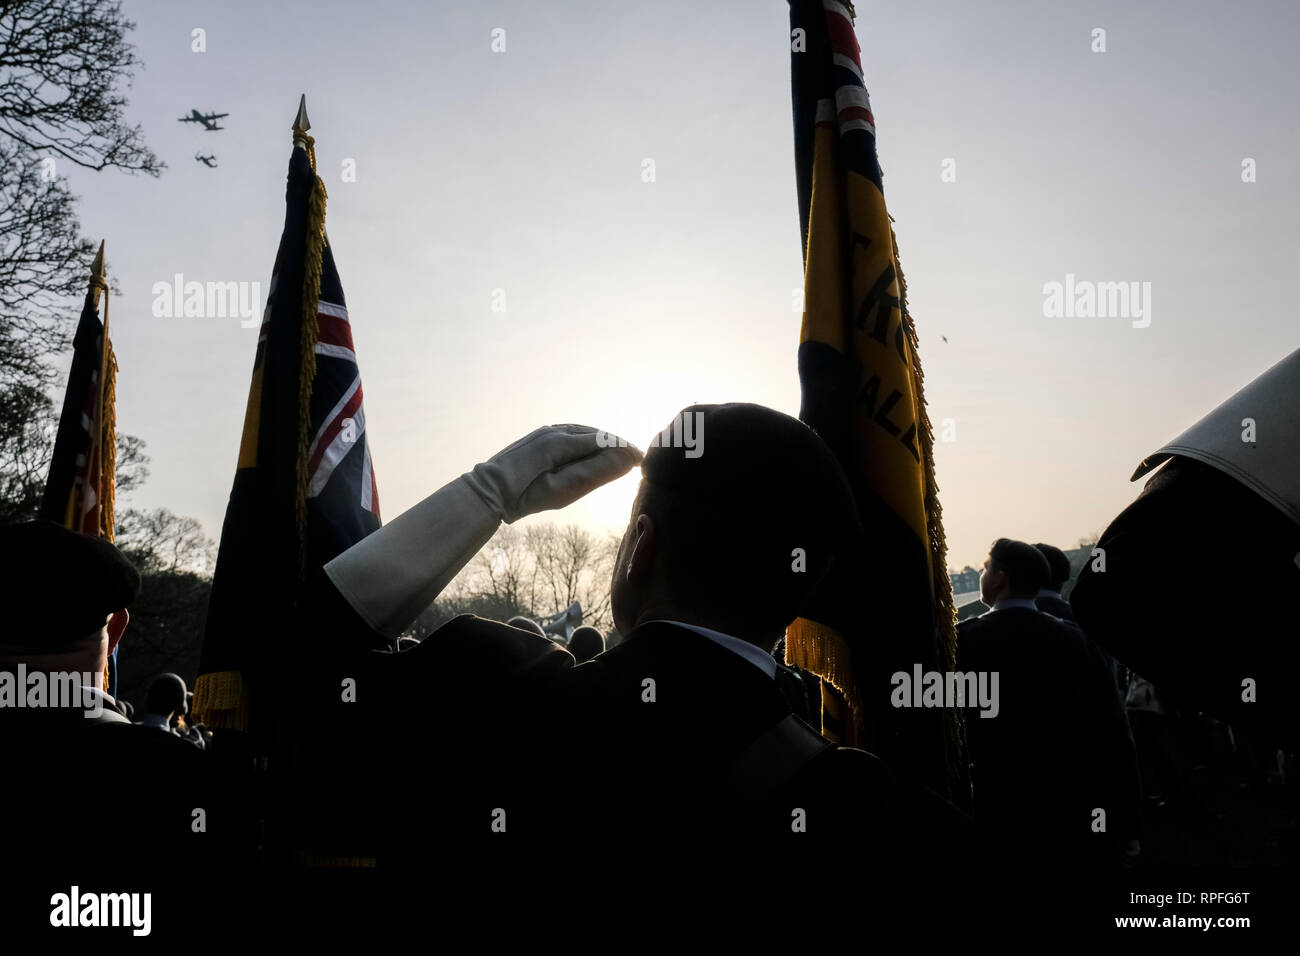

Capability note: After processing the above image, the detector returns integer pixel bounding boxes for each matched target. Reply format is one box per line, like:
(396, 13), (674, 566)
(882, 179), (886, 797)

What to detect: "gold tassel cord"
(295, 133), (327, 577)
(100, 342), (117, 542)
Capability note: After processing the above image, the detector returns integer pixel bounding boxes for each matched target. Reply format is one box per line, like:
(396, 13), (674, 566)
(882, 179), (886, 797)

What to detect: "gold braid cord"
(100, 341), (117, 542)
(295, 134), (327, 575)
(890, 220), (961, 781)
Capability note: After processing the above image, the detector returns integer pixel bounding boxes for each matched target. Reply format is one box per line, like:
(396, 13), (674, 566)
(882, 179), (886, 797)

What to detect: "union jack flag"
(196, 143), (381, 731)
(294, 238), (381, 537)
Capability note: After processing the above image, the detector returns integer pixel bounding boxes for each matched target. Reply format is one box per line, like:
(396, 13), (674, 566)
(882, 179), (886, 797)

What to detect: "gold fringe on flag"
(295, 133), (327, 577)
(88, 269), (117, 692)
(100, 341), (117, 542)
(192, 670), (250, 731)
(890, 220), (961, 777)
(784, 618), (862, 733)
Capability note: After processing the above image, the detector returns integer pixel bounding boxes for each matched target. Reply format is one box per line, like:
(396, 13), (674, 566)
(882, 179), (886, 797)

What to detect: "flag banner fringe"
(889, 222), (961, 779)
(101, 341), (117, 542)
(193, 670), (250, 731)
(90, 271), (116, 692)
(785, 617), (863, 737)
(295, 134), (327, 575)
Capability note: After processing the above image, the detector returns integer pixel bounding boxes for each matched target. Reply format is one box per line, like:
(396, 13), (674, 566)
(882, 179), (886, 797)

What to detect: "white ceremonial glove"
(324, 425), (642, 639)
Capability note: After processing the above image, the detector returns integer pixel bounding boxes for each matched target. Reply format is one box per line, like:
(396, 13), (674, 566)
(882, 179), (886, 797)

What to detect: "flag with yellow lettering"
(785, 0), (959, 796)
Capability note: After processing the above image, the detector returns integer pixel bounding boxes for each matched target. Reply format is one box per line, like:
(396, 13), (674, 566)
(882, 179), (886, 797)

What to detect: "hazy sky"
(57, 0), (1300, 571)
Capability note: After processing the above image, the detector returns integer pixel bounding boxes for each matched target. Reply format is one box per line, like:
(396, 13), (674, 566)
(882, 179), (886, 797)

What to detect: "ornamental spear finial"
(292, 94), (311, 149)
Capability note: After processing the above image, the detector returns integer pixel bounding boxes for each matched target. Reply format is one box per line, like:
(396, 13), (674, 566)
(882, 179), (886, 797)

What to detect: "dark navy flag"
(195, 144), (380, 731)
(40, 265), (120, 695)
(40, 286), (114, 538)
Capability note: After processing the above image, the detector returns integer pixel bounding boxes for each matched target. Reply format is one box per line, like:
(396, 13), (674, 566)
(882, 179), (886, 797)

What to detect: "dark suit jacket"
(2, 703), (245, 868)
(956, 607), (1140, 862)
(1036, 594), (1074, 623)
(298, 610), (971, 873)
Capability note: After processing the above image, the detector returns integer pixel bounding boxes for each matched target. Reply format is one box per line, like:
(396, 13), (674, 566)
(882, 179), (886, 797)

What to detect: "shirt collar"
(138, 713), (174, 732)
(647, 620), (777, 679)
(988, 597), (1041, 613)
(1036, 588), (1063, 601)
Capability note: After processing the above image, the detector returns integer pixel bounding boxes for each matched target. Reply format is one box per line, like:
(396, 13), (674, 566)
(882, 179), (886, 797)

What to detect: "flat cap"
(0, 520), (141, 651)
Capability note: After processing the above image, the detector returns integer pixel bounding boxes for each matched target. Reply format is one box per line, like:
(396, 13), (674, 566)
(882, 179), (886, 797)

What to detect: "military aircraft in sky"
(195, 153), (218, 168)
(177, 109), (228, 131)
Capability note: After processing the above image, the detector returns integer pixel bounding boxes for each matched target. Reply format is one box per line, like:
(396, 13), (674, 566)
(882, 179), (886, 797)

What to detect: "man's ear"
(106, 608), (130, 655)
(625, 514), (656, 584)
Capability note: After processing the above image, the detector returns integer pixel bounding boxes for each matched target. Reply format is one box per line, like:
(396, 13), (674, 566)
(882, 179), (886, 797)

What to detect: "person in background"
(139, 672), (186, 735)
(958, 538), (1141, 864)
(567, 625), (605, 663)
(1033, 543), (1074, 623)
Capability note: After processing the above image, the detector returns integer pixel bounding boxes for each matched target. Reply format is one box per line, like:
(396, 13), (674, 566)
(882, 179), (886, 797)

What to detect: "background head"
(0, 520), (139, 682)
(1033, 542), (1071, 592)
(144, 672), (187, 719)
(567, 625), (605, 663)
(611, 403), (860, 650)
(506, 616), (546, 639)
(980, 538), (1051, 604)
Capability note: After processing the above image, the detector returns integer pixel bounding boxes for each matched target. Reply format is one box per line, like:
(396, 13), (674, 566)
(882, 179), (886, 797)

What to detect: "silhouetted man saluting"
(301, 405), (969, 874)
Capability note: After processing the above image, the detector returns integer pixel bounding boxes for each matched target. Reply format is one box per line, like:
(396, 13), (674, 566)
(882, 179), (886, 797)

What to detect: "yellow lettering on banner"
(843, 170), (927, 544)
(798, 130), (929, 545)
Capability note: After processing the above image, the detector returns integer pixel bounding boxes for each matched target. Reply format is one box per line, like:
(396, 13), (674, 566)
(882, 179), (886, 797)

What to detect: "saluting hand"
(464, 424), (642, 523)
(325, 423), (641, 639)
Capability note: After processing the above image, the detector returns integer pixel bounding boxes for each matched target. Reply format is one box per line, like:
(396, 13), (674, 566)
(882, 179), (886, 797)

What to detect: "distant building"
(950, 566), (980, 596)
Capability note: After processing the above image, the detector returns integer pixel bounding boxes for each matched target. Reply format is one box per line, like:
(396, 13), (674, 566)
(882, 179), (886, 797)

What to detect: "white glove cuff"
(323, 475), (501, 639)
